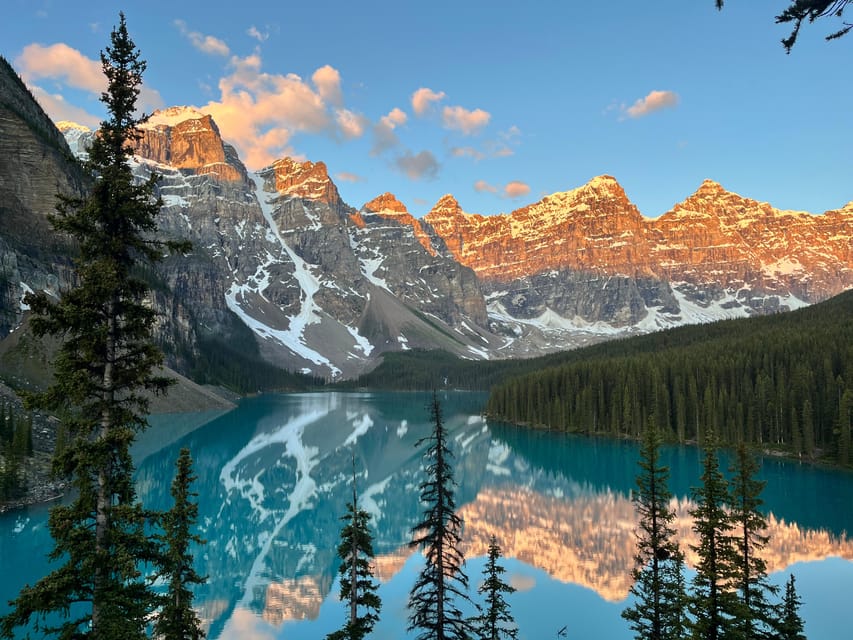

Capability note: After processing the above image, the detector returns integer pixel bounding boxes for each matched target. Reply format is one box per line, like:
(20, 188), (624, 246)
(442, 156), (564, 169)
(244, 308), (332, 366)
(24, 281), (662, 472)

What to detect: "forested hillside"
(486, 290), (853, 462)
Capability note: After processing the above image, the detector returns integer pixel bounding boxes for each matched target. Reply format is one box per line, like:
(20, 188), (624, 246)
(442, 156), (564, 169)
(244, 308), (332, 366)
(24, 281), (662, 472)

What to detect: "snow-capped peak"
(143, 106), (207, 128)
(55, 120), (91, 133)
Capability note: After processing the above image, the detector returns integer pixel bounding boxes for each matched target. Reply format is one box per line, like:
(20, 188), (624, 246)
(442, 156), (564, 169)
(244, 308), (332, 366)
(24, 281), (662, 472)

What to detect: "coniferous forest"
(487, 290), (853, 463)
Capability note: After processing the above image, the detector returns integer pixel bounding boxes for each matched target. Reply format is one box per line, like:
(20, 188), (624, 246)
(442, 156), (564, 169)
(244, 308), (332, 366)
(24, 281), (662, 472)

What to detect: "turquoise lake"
(2, 391), (852, 639)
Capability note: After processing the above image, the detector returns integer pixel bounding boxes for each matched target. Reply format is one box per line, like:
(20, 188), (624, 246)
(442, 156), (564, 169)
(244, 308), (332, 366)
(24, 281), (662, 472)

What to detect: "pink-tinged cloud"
(336, 108), (368, 139)
(411, 87), (445, 116)
(474, 179), (497, 193)
(454, 147), (485, 161)
(174, 20), (230, 57)
(17, 43), (104, 92)
(246, 26), (269, 42)
(395, 150), (439, 180)
(16, 43), (164, 119)
(442, 105), (490, 135)
(30, 86), (100, 129)
(202, 55), (344, 168)
(336, 171), (365, 183)
(625, 90), (679, 118)
(510, 573), (536, 592)
(312, 65), (342, 107)
(371, 107), (407, 155)
(380, 107), (407, 128)
(504, 180), (531, 198)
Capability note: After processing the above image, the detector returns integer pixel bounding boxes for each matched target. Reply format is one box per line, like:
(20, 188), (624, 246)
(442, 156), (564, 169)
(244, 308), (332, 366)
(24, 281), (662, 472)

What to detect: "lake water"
(2, 391), (853, 639)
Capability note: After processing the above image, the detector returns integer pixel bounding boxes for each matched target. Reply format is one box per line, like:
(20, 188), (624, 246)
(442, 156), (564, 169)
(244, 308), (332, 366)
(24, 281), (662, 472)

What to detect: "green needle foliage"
(716, 0), (852, 51)
(154, 448), (206, 640)
(622, 421), (686, 640)
(0, 13), (187, 640)
(728, 443), (777, 639)
(471, 536), (517, 640)
(408, 394), (471, 640)
(326, 459), (382, 640)
(774, 574), (807, 640)
(688, 434), (739, 640)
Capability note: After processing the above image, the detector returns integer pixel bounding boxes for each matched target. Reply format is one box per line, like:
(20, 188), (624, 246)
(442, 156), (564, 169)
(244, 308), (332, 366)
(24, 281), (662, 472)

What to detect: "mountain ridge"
(2, 87), (851, 381)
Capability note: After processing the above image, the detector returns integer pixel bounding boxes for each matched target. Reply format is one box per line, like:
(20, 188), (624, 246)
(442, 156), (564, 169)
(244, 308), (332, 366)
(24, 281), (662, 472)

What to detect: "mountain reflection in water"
(3, 392), (851, 640)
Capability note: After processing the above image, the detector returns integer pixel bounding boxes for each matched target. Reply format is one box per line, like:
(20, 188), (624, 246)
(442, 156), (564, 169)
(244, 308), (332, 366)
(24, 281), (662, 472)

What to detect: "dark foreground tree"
(774, 574), (807, 640)
(688, 435), (739, 640)
(326, 458), (382, 640)
(0, 13), (185, 640)
(728, 443), (776, 638)
(622, 422), (686, 640)
(154, 448), (206, 640)
(408, 394), (471, 640)
(471, 536), (517, 640)
(715, 0), (852, 51)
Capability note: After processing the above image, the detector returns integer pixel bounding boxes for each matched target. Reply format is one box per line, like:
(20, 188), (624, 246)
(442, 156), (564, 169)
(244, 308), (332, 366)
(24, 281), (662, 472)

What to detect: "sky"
(2, 0), (852, 218)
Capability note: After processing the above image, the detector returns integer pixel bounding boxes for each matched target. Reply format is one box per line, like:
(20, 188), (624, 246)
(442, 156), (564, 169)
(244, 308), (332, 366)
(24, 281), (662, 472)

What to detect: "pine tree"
(728, 442), (776, 639)
(408, 393), (471, 640)
(154, 448), (206, 640)
(0, 13), (186, 640)
(471, 536), (517, 640)
(688, 434), (739, 640)
(622, 422), (686, 640)
(837, 388), (852, 466)
(773, 574), (807, 640)
(326, 458), (382, 640)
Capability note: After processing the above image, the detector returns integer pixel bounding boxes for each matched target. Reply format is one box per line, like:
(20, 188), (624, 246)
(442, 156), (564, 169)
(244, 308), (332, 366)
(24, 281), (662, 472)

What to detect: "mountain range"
(2, 57), (851, 381)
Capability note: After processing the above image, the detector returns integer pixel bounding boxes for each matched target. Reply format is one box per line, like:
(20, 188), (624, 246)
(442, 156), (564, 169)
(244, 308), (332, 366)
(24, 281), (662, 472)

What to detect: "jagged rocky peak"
(695, 178), (727, 195)
(552, 174), (635, 210)
(134, 106), (247, 183)
(55, 120), (94, 158)
(363, 192), (408, 214)
(358, 192), (438, 256)
(143, 105), (207, 128)
(426, 194), (471, 225)
(268, 157), (342, 207)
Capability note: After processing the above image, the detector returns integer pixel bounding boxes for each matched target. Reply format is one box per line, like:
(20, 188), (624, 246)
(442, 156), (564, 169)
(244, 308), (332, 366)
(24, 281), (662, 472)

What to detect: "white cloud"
(442, 105), (490, 135)
(371, 107), (407, 155)
(624, 90), (679, 118)
(336, 108), (368, 139)
(174, 20), (230, 57)
(411, 87), (445, 116)
(247, 26), (269, 42)
(395, 150), (439, 180)
(312, 65), (342, 107)
(30, 86), (100, 129)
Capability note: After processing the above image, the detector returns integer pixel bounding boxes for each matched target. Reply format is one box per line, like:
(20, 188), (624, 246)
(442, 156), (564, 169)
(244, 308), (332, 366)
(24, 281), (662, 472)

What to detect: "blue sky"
(3, 0), (851, 217)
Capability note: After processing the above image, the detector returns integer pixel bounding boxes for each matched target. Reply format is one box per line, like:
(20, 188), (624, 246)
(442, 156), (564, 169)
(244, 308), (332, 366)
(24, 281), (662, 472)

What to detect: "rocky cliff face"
(0, 57), (83, 336)
(3, 70), (851, 379)
(423, 174), (853, 334)
(122, 110), (492, 378)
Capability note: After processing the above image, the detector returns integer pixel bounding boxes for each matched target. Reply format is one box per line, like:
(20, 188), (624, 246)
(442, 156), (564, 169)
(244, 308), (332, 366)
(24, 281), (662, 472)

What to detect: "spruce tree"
(154, 448), (207, 640)
(471, 536), (517, 640)
(622, 422), (686, 640)
(728, 442), (776, 638)
(773, 574), (807, 640)
(326, 458), (382, 640)
(408, 393), (471, 640)
(688, 434), (739, 640)
(0, 13), (185, 640)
